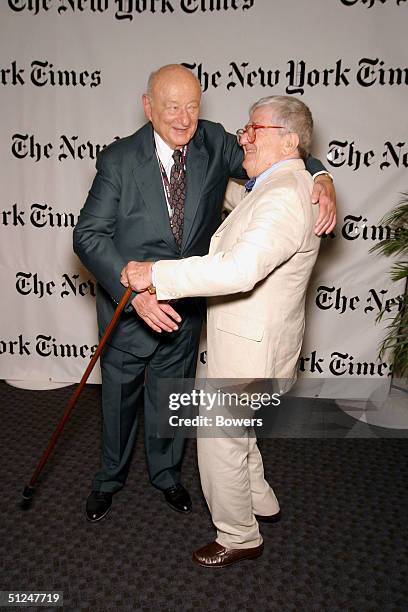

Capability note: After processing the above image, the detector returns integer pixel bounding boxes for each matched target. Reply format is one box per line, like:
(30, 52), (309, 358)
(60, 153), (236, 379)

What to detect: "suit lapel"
(131, 124), (177, 251)
(182, 132), (209, 251)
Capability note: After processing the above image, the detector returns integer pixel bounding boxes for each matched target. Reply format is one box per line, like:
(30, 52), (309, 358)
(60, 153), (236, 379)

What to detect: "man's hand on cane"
(121, 261), (181, 333)
(121, 260), (153, 292)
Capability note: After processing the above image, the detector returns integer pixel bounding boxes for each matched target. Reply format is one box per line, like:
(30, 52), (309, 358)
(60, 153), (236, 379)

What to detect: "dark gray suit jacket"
(73, 120), (325, 355)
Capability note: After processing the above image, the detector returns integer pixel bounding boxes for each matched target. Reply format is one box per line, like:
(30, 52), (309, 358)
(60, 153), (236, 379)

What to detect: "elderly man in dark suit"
(73, 64), (335, 522)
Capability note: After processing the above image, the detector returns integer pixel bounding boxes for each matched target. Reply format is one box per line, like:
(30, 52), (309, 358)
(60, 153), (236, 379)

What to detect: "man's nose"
(178, 108), (191, 126)
(240, 131), (249, 145)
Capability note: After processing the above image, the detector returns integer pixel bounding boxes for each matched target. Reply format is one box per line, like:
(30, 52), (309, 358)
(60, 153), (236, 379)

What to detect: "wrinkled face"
(143, 71), (201, 149)
(241, 106), (286, 178)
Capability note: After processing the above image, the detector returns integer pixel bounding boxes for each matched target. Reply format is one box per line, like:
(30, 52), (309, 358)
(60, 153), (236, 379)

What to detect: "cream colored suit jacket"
(155, 159), (320, 384)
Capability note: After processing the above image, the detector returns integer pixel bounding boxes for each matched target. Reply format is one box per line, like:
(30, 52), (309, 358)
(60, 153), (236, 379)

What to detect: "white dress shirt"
(154, 131), (177, 217)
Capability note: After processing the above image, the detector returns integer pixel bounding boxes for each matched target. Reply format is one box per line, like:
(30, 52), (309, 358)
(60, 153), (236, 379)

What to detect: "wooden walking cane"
(21, 286), (133, 508)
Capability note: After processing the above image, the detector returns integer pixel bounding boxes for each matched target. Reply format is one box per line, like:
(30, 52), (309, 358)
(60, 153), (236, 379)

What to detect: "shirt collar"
(154, 131), (174, 168)
(251, 158), (299, 191)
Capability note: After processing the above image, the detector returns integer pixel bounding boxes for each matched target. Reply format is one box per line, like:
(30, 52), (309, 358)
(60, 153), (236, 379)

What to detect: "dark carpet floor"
(0, 380), (408, 612)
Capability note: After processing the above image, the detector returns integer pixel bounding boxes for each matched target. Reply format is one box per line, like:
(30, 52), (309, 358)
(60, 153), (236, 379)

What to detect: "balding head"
(146, 64), (201, 98)
(143, 64), (202, 149)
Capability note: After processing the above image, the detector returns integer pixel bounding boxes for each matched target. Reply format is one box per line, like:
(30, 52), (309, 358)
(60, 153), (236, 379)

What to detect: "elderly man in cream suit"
(121, 95), (321, 568)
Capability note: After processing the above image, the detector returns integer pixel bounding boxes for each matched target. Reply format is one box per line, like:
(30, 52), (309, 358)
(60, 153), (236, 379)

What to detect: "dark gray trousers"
(92, 302), (202, 493)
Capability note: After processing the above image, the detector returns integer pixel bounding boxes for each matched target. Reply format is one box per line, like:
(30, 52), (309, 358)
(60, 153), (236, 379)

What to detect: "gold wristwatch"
(147, 284), (156, 295)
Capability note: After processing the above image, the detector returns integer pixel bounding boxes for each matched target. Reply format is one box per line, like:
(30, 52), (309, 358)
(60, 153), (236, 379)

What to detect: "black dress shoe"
(86, 491), (112, 522)
(255, 510), (281, 524)
(163, 484), (192, 514)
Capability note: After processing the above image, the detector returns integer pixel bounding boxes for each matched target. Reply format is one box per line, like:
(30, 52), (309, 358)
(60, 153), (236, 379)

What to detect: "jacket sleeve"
(305, 154), (327, 175)
(154, 186), (306, 301)
(73, 150), (135, 307)
(224, 129), (247, 180)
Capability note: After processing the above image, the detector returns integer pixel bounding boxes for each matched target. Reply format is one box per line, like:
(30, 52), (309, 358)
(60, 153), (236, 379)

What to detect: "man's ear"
(282, 132), (299, 156)
(142, 94), (152, 121)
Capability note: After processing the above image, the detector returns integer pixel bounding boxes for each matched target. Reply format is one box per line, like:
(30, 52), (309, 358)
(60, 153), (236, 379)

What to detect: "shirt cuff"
(151, 262), (157, 286)
(312, 170), (334, 181)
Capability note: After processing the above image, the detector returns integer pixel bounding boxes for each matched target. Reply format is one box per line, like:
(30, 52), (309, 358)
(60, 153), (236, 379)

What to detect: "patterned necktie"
(169, 149), (186, 248)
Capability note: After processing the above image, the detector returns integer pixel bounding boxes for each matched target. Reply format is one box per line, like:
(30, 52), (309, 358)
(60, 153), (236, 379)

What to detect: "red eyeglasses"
(236, 123), (285, 144)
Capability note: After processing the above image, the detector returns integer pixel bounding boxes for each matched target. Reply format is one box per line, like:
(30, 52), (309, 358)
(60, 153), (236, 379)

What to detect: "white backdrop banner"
(1, 0), (406, 396)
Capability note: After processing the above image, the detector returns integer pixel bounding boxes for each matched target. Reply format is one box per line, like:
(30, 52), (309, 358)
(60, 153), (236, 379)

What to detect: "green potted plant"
(371, 194), (408, 379)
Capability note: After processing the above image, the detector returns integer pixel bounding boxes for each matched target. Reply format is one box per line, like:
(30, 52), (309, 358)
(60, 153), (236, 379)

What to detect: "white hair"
(250, 95), (313, 159)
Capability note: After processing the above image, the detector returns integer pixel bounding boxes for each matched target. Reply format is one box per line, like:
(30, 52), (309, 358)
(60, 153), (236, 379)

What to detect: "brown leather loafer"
(255, 509), (281, 524)
(193, 540), (264, 568)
